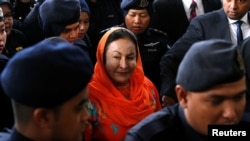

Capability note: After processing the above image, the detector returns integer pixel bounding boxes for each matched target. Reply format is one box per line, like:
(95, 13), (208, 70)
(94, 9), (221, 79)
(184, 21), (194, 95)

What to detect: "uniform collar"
(178, 105), (208, 141)
(9, 128), (33, 141)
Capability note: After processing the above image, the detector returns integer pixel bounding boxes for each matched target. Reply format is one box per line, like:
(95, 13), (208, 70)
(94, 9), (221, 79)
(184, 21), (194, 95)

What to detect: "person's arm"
(160, 19), (204, 106)
(160, 51), (179, 106)
(124, 132), (142, 141)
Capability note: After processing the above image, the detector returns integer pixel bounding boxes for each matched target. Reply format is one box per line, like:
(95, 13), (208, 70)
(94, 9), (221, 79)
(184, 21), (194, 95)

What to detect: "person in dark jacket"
(100, 0), (171, 93)
(11, 0), (37, 23)
(0, 37), (93, 141)
(74, 0), (95, 65)
(160, 0), (250, 106)
(151, 0), (222, 45)
(0, 54), (12, 132)
(122, 0), (171, 93)
(0, 0), (27, 58)
(0, 7), (13, 131)
(86, 0), (124, 49)
(124, 39), (250, 141)
(21, 0), (45, 47)
(39, 0), (80, 44)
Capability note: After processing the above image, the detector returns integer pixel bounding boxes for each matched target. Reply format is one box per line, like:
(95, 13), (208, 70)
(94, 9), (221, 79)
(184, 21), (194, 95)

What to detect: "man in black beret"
(38, 0), (93, 65)
(39, 0), (81, 44)
(124, 39), (250, 141)
(0, 37), (93, 141)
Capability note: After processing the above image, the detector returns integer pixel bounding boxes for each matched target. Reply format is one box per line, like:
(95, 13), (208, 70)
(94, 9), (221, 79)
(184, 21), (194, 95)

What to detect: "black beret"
(39, 0), (80, 38)
(176, 39), (245, 92)
(0, 37), (93, 108)
(79, 0), (90, 14)
(121, 0), (149, 11)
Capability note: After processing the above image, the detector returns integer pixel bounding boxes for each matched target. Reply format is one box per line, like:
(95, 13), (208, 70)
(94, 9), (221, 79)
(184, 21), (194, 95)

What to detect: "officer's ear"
(33, 108), (57, 129)
(175, 85), (188, 108)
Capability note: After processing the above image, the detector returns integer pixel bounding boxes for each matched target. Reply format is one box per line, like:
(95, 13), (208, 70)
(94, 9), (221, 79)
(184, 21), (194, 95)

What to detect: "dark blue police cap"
(176, 39), (245, 91)
(121, 0), (149, 11)
(79, 0), (90, 14)
(39, 0), (80, 38)
(0, 37), (93, 108)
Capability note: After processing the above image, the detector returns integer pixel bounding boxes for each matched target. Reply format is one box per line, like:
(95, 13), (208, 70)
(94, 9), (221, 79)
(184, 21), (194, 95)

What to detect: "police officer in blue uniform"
(0, 37), (93, 141)
(101, 0), (171, 93)
(124, 39), (250, 141)
(0, 0), (27, 58)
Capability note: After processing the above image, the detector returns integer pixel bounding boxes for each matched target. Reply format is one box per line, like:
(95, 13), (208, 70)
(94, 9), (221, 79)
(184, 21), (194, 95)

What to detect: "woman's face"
(0, 21), (6, 53)
(60, 22), (79, 44)
(125, 9), (150, 35)
(104, 37), (137, 87)
(1, 4), (13, 36)
(78, 12), (89, 39)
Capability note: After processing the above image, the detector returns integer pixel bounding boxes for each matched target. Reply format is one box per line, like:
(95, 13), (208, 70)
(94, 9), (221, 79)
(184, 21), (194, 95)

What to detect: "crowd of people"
(0, 0), (250, 141)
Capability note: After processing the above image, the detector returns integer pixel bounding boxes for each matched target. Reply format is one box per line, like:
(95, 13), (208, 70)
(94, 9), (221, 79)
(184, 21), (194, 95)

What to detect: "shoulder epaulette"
(99, 25), (122, 35)
(100, 28), (111, 35)
(148, 28), (168, 37)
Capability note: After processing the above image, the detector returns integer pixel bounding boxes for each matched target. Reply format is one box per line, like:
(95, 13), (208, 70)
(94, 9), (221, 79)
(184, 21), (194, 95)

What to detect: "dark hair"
(12, 100), (62, 123)
(103, 28), (138, 64)
(12, 101), (34, 124)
